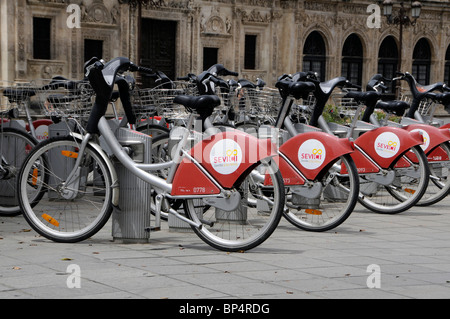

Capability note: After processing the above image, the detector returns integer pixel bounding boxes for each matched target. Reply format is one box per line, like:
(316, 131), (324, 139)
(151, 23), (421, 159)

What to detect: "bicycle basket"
(35, 80), (94, 121)
(289, 92), (316, 125)
(331, 92), (360, 120)
(133, 81), (198, 120)
(0, 81), (39, 117)
(236, 87), (282, 121)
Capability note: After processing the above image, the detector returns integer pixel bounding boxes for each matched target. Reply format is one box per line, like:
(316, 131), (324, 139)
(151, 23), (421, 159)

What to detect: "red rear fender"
(278, 132), (354, 181)
(354, 126), (423, 169)
(403, 123), (450, 155)
(171, 130), (278, 193)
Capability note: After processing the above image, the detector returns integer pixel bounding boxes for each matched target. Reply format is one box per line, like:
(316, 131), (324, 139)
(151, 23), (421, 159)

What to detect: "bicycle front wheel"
(0, 127), (38, 216)
(17, 135), (114, 242)
(183, 159), (284, 252)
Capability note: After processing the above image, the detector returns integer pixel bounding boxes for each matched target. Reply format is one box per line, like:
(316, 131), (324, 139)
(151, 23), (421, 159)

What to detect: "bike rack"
(106, 119), (154, 244)
(0, 120), (28, 204)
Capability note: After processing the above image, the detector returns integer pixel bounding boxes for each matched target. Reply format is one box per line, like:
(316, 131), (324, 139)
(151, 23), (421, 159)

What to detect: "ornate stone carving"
(81, 0), (117, 25)
(201, 6), (231, 36)
(28, 60), (65, 79)
(236, 8), (272, 24)
(122, 0), (193, 11)
(26, 0), (68, 5)
(240, 0), (273, 7)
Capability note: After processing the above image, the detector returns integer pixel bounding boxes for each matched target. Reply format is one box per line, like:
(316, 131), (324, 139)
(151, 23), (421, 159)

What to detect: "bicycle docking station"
(99, 119), (153, 244)
(0, 120), (28, 206)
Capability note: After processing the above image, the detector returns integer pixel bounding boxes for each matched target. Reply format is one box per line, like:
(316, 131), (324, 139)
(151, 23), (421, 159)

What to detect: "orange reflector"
(404, 188), (416, 194)
(42, 214), (59, 227)
(61, 150), (78, 159)
(32, 169), (38, 186)
(305, 209), (322, 216)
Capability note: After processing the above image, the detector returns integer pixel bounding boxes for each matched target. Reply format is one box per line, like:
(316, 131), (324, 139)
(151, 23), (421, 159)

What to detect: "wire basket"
(331, 92), (360, 118)
(214, 86), (237, 112)
(397, 87), (437, 117)
(289, 93), (317, 124)
(235, 87), (282, 121)
(133, 81), (198, 121)
(0, 81), (39, 116)
(35, 80), (94, 121)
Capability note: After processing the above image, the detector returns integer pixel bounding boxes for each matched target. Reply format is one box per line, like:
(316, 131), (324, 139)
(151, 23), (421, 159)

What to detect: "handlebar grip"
(345, 80), (361, 90)
(227, 71), (238, 77)
(216, 68), (238, 77)
(209, 76), (226, 86)
(177, 76), (190, 81)
(137, 66), (154, 74)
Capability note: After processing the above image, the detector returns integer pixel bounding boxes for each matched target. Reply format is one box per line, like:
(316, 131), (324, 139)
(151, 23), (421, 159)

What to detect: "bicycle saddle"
(173, 95), (221, 113)
(275, 80), (315, 100)
(238, 79), (257, 89)
(415, 82), (445, 94)
(319, 77), (347, 94)
(375, 100), (409, 116)
(345, 91), (380, 107)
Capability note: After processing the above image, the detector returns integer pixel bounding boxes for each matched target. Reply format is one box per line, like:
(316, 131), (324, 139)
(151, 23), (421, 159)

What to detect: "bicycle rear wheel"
(136, 123), (170, 139)
(417, 141), (450, 206)
(283, 154), (359, 231)
(17, 135), (114, 242)
(0, 127), (39, 216)
(183, 158), (284, 252)
(358, 145), (429, 214)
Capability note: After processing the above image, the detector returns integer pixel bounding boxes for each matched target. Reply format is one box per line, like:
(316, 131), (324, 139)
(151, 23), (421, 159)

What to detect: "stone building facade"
(1, 0), (450, 90)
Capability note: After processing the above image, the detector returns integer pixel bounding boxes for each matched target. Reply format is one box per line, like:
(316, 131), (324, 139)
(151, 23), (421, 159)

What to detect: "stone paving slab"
(2, 197), (450, 302)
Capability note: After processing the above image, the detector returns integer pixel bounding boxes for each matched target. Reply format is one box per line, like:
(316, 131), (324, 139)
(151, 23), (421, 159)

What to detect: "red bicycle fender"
(264, 155), (306, 186)
(278, 132), (354, 181)
(26, 119), (53, 131)
(402, 123), (450, 155)
(171, 157), (221, 196)
(172, 130), (278, 192)
(354, 126), (423, 169)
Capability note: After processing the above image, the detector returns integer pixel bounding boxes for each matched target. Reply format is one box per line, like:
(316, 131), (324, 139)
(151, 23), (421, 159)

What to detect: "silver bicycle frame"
(97, 116), (174, 193)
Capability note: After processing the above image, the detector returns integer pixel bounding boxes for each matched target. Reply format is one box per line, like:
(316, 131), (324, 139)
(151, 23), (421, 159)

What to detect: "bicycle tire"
(0, 127), (39, 216)
(183, 158), (284, 252)
(150, 133), (171, 220)
(136, 123), (170, 138)
(17, 135), (114, 242)
(358, 145), (430, 214)
(283, 154), (359, 231)
(416, 141), (450, 206)
(150, 133), (211, 220)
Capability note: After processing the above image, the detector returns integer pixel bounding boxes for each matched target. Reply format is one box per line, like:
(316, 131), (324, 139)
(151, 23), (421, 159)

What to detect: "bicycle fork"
(58, 133), (92, 200)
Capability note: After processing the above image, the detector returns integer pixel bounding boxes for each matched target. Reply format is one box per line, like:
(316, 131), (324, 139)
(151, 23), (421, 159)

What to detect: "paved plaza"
(1, 195), (450, 300)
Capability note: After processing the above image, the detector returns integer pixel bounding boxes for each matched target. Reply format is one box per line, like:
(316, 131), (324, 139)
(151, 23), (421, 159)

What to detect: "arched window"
(303, 31), (326, 81)
(378, 36), (398, 93)
(412, 38), (431, 85)
(341, 34), (363, 86)
(445, 45), (450, 85)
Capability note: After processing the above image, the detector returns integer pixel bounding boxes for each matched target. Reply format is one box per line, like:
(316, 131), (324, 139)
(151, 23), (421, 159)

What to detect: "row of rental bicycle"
(1, 56), (450, 252)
